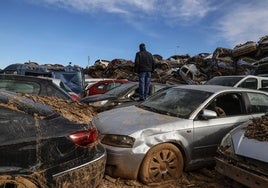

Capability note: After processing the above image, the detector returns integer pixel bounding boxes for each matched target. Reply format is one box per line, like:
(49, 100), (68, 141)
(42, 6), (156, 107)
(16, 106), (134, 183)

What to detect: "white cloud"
(32, 0), (214, 21)
(178, 0), (214, 19)
(217, 2), (268, 46)
(30, 0), (268, 46)
(39, 0), (155, 14)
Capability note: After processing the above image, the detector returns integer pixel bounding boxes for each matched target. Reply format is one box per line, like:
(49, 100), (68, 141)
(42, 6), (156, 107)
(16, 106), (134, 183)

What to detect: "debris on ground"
(98, 168), (229, 188)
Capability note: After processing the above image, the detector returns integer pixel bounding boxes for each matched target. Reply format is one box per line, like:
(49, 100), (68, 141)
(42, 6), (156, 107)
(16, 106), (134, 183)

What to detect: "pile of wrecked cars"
(84, 35), (268, 86)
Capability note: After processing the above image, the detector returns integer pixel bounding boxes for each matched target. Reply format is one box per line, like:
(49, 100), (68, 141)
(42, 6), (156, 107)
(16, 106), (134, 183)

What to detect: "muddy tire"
(0, 175), (39, 188)
(139, 143), (184, 185)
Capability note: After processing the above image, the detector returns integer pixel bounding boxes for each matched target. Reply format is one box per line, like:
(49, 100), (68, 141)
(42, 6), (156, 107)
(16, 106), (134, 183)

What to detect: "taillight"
(70, 93), (80, 102)
(68, 127), (98, 146)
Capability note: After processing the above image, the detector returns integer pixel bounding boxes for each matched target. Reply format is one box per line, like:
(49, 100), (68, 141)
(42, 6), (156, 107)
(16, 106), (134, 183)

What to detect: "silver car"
(92, 85), (268, 185)
(215, 116), (268, 188)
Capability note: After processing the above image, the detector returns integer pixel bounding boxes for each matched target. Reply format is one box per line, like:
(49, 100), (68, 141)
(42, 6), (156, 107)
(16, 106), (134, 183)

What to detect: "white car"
(204, 75), (268, 90)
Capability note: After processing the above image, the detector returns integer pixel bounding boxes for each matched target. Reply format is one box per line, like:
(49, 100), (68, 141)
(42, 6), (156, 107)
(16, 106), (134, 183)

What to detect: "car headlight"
(101, 134), (135, 148)
(218, 133), (234, 154)
(90, 100), (108, 107)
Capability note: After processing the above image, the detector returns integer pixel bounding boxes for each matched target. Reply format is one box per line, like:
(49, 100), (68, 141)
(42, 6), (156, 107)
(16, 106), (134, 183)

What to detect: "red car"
(84, 79), (129, 96)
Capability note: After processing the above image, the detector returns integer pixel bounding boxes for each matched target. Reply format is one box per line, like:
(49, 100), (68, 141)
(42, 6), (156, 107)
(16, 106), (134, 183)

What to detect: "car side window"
(261, 80), (268, 88)
(0, 80), (40, 94)
(47, 85), (69, 99)
(246, 93), (268, 113)
(97, 83), (107, 90)
(238, 78), (257, 89)
(107, 82), (121, 91)
(205, 93), (244, 118)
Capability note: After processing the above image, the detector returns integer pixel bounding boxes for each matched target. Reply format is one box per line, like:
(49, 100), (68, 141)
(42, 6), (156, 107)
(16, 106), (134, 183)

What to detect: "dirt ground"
(98, 168), (237, 188)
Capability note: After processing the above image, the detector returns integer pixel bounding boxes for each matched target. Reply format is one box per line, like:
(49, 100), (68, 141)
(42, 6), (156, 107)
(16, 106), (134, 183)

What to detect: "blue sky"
(1, 0), (268, 69)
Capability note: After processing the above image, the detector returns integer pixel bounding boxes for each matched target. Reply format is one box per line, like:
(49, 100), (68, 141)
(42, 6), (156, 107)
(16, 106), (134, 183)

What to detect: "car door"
(245, 92), (268, 118)
(0, 106), (37, 170)
(192, 92), (251, 160)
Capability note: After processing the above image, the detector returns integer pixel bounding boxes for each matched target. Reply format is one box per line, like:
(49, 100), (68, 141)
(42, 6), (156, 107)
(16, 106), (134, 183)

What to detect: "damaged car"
(0, 91), (106, 188)
(215, 115), (268, 188)
(83, 79), (129, 97)
(81, 82), (168, 112)
(92, 85), (268, 185)
(0, 74), (75, 101)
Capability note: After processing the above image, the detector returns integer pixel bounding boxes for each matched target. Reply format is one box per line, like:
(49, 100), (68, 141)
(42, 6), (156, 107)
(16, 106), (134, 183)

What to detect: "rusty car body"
(179, 64), (207, 84)
(0, 91), (106, 188)
(92, 85), (268, 185)
(215, 117), (268, 188)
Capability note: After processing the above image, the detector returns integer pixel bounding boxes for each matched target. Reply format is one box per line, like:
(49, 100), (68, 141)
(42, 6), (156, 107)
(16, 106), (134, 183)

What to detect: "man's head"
(139, 43), (146, 51)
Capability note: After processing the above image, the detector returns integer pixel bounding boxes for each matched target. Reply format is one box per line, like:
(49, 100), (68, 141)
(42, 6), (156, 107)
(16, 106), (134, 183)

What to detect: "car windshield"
(205, 76), (243, 86)
(138, 87), (212, 119)
(105, 82), (136, 96)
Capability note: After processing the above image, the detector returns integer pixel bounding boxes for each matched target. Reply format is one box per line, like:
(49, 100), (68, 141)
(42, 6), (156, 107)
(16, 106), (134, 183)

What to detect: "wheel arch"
(137, 141), (185, 185)
(0, 174), (42, 188)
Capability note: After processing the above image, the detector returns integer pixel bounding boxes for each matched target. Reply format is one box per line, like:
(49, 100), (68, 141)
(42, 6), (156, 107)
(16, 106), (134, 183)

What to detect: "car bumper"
(104, 145), (145, 180)
(215, 157), (268, 188)
(52, 147), (107, 188)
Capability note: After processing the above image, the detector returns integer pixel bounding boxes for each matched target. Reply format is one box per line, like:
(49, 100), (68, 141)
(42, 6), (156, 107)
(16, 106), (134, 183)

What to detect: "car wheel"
(0, 175), (39, 188)
(139, 143), (184, 185)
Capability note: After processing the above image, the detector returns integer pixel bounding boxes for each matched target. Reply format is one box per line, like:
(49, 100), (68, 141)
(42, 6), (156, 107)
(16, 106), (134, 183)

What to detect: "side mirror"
(201, 109), (217, 119)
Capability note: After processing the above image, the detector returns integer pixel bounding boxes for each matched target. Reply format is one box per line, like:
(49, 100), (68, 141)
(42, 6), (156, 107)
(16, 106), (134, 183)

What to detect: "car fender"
(131, 128), (192, 166)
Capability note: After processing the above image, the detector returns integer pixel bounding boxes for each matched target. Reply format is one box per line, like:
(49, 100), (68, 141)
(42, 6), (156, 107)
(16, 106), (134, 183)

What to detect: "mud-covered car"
(215, 115), (268, 188)
(0, 74), (74, 101)
(92, 85), (268, 185)
(0, 91), (106, 188)
(81, 82), (168, 112)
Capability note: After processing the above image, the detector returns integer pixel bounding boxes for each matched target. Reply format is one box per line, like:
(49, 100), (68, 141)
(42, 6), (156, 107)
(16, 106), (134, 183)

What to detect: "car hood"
(231, 123), (268, 163)
(81, 94), (116, 103)
(93, 105), (191, 137)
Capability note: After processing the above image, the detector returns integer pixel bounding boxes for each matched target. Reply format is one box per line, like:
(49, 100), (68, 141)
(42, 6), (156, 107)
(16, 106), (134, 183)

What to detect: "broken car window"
(140, 88), (212, 119)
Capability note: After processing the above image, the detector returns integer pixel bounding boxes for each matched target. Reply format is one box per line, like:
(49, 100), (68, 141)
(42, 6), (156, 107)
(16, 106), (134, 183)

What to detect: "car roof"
(172, 84), (262, 93)
(0, 74), (54, 82)
(211, 75), (268, 79)
(92, 79), (129, 84)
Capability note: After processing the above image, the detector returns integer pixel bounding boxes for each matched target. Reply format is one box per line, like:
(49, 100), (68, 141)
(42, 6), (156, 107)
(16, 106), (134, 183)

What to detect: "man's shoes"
(138, 98), (145, 102)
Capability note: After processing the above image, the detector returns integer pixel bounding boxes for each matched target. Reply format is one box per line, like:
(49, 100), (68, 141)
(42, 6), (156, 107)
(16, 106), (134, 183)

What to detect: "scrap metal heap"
(85, 35), (268, 84)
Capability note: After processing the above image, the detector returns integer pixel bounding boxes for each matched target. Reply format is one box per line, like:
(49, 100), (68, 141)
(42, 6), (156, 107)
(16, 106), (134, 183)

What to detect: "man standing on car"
(134, 43), (155, 101)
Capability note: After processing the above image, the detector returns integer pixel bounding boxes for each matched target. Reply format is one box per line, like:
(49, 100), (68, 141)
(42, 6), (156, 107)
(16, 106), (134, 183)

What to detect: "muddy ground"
(98, 168), (238, 188)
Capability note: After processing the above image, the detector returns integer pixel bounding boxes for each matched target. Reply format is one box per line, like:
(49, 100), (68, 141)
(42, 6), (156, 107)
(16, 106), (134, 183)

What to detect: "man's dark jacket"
(134, 49), (155, 73)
